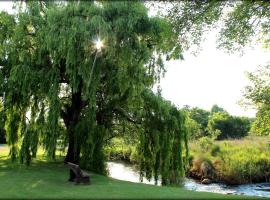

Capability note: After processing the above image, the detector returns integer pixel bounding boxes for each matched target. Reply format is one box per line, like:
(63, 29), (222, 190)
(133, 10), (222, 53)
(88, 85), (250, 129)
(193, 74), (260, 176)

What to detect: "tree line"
(184, 104), (252, 140)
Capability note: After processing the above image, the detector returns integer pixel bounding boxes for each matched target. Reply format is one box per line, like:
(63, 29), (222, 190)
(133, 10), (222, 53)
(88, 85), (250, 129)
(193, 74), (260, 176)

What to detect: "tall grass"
(189, 136), (270, 184)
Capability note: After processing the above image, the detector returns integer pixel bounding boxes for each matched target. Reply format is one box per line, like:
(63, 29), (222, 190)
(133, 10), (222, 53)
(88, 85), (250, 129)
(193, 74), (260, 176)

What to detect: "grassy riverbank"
(105, 136), (270, 185)
(0, 146), (255, 199)
(189, 136), (270, 184)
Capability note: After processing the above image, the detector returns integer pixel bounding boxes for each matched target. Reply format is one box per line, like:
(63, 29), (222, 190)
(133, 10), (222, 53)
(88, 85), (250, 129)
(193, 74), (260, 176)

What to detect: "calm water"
(107, 161), (270, 198)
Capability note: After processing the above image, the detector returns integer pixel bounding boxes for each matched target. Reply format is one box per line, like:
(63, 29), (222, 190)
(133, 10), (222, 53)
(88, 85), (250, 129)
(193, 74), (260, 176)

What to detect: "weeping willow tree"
(139, 89), (188, 185)
(0, 1), (187, 184)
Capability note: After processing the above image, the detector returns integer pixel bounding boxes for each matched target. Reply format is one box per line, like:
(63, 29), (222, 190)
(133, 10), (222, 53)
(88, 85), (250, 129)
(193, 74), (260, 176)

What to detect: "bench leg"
(73, 178), (80, 185)
(68, 170), (76, 182)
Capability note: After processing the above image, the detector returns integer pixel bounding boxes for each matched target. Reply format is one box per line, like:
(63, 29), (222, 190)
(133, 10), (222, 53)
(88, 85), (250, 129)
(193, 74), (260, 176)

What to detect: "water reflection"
(107, 161), (161, 185)
(107, 161), (270, 198)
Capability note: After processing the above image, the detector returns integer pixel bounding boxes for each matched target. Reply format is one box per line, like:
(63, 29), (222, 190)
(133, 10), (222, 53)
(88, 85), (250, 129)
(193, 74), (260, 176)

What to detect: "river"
(107, 161), (270, 198)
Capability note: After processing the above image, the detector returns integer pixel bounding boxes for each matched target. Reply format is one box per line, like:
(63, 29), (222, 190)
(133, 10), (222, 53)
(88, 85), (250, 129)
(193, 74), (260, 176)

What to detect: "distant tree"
(189, 107), (210, 136)
(231, 116), (251, 138)
(250, 105), (270, 136)
(211, 104), (227, 114)
(207, 112), (251, 140)
(207, 112), (230, 139)
(185, 116), (202, 140)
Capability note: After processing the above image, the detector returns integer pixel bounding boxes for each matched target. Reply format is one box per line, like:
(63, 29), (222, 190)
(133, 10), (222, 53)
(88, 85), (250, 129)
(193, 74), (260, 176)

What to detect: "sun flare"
(94, 37), (104, 51)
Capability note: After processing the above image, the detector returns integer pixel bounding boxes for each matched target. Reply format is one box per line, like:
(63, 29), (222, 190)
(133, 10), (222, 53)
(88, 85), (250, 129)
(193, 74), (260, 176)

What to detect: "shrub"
(207, 112), (251, 140)
(210, 144), (220, 157)
(199, 136), (214, 153)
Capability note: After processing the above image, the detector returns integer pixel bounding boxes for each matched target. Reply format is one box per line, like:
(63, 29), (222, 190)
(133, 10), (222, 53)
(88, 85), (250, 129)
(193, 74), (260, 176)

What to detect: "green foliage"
(189, 107), (210, 131)
(166, 1), (270, 53)
(185, 116), (202, 139)
(230, 116), (252, 138)
(105, 137), (138, 163)
(217, 138), (270, 184)
(207, 112), (251, 140)
(0, 1), (187, 184)
(0, 101), (6, 144)
(244, 64), (270, 136)
(217, 1), (270, 52)
(211, 104), (227, 114)
(166, 1), (226, 53)
(184, 107), (210, 138)
(190, 136), (270, 184)
(184, 105), (252, 140)
(138, 90), (188, 185)
(250, 106), (270, 136)
(199, 136), (214, 153)
(4, 107), (21, 161)
(210, 144), (221, 157)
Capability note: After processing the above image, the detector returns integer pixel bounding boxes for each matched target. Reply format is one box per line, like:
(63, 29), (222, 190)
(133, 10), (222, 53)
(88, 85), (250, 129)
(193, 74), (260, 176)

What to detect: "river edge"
(107, 160), (270, 198)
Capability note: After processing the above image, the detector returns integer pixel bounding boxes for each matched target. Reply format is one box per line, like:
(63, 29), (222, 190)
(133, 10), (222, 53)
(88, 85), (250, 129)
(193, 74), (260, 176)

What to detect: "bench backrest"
(67, 162), (83, 177)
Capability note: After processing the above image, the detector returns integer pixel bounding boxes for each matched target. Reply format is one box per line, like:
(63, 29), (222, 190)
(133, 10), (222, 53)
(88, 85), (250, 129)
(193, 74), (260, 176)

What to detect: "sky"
(160, 31), (269, 117)
(0, 2), (269, 117)
(0, 2), (13, 12)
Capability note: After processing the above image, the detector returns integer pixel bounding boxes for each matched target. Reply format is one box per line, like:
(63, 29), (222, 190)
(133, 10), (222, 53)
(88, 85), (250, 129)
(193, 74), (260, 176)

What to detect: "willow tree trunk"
(63, 84), (83, 181)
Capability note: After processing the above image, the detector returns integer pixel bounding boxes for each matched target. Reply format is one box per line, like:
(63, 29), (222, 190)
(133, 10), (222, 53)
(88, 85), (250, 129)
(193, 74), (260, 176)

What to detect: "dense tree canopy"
(0, 1), (188, 185)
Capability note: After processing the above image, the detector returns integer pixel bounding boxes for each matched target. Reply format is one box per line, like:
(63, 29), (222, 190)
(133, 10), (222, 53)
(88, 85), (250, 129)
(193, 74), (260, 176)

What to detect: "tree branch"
(113, 107), (141, 125)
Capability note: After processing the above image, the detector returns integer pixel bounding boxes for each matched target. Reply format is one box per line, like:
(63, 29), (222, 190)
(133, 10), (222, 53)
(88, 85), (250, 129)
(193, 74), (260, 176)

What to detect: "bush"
(199, 136), (214, 153)
(207, 112), (251, 140)
(210, 144), (220, 157)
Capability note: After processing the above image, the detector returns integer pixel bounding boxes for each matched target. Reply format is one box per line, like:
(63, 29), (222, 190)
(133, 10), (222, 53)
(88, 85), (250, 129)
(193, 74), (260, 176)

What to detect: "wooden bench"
(67, 162), (90, 185)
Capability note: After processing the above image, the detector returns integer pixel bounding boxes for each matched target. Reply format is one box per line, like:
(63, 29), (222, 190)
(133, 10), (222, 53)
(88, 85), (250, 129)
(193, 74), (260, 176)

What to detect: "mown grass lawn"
(0, 145), (260, 199)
